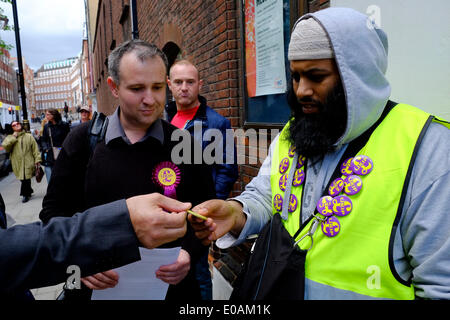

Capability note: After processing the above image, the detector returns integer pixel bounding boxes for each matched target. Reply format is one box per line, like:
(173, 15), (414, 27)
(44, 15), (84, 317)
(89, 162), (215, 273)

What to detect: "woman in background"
(2, 121), (41, 203)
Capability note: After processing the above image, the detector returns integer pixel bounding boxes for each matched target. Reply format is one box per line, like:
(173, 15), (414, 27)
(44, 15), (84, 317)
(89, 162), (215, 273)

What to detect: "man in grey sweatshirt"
(190, 7), (450, 299)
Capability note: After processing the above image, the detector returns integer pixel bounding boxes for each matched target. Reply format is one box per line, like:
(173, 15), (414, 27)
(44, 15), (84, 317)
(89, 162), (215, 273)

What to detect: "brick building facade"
(0, 48), (16, 125)
(86, 0), (330, 292)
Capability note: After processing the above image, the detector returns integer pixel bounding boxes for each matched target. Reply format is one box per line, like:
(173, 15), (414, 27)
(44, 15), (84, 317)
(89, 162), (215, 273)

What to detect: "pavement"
(0, 133), (64, 300)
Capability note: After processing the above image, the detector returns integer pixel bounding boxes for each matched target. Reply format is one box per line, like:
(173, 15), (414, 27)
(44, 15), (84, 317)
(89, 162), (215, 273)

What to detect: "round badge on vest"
(351, 155), (374, 175)
(279, 157), (290, 174)
(321, 216), (341, 237)
(340, 157), (354, 175)
(316, 195), (334, 217)
(273, 194), (283, 212)
(343, 175), (363, 195)
(293, 168), (305, 186)
(332, 195), (353, 216)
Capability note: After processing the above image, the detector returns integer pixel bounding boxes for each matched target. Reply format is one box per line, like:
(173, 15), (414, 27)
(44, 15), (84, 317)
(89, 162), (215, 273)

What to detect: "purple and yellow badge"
(332, 195), (353, 216)
(152, 161), (181, 199)
(288, 146), (296, 158)
(316, 195), (334, 217)
(293, 168), (305, 186)
(328, 177), (345, 196)
(340, 157), (354, 176)
(273, 194), (283, 212)
(351, 155), (374, 175)
(343, 175), (363, 195)
(297, 155), (306, 168)
(322, 216), (341, 237)
(279, 157), (290, 174)
(288, 194), (298, 213)
(279, 174), (288, 191)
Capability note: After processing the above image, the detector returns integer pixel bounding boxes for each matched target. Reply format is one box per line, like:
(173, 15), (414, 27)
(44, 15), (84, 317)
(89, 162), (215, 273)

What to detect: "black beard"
(287, 81), (347, 159)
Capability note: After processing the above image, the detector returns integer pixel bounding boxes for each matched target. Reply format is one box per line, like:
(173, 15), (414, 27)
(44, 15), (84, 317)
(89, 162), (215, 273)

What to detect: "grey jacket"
(0, 199), (140, 293)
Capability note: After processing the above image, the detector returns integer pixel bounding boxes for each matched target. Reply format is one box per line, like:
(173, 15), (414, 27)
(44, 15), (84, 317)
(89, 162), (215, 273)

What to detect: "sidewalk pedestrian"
(40, 109), (70, 183)
(2, 121), (42, 203)
(71, 105), (92, 129)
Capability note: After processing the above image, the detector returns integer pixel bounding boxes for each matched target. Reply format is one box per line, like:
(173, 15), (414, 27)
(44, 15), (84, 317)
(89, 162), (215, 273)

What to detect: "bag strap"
(292, 100), (398, 238)
(48, 126), (55, 149)
(87, 111), (109, 158)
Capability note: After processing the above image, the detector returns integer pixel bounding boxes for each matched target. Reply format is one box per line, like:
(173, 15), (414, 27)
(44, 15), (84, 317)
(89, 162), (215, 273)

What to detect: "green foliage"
(0, 0), (13, 52)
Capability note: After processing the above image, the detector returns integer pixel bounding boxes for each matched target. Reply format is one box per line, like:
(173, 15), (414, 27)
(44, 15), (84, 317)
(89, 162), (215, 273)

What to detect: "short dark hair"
(108, 39), (168, 84)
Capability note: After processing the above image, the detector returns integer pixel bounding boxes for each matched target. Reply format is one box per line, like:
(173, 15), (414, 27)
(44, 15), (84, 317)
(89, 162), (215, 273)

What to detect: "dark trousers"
(20, 179), (33, 197)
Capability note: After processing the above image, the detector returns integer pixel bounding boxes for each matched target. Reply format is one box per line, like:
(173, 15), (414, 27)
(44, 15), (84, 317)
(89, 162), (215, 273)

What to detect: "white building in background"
(70, 55), (82, 112)
(34, 57), (81, 119)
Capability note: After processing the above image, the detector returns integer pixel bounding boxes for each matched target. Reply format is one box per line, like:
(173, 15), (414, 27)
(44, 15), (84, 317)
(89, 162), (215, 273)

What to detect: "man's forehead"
(120, 52), (165, 69)
(170, 64), (199, 79)
(289, 58), (337, 72)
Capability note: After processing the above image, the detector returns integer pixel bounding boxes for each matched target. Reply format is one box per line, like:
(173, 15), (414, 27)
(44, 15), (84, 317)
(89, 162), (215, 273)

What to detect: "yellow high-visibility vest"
(270, 103), (444, 299)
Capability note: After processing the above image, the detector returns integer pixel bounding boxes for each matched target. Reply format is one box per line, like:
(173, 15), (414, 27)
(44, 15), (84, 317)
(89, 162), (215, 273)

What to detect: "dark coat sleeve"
(0, 200), (140, 293)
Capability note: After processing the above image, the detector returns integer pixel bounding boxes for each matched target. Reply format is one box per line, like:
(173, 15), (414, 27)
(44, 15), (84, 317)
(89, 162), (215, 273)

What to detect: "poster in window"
(245, 0), (287, 97)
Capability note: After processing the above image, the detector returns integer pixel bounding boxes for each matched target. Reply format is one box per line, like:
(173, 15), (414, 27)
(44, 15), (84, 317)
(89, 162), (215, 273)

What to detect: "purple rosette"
(152, 161), (181, 199)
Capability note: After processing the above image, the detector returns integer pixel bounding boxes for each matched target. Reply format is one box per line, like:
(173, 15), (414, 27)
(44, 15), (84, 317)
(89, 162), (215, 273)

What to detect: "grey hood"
(294, 7), (391, 146)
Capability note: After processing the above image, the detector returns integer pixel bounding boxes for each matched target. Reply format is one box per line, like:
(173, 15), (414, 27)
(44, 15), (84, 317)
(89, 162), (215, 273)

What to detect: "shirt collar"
(105, 107), (164, 145)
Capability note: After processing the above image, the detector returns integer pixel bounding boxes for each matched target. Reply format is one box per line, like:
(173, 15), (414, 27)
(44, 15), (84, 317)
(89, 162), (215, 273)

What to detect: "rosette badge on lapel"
(153, 161), (181, 199)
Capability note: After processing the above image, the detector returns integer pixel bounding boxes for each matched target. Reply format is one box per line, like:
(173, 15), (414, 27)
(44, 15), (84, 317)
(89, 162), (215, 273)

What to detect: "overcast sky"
(0, 0), (85, 71)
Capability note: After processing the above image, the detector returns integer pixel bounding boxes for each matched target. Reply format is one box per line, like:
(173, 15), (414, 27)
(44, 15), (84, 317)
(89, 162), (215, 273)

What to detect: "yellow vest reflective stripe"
(270, 103), (433, 299)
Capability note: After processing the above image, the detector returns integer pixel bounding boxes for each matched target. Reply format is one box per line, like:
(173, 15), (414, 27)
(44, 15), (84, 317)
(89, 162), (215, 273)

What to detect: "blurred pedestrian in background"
(1, 121), (42, 203)
(40, 109), (70, 183)
(71, 105), (92, 129)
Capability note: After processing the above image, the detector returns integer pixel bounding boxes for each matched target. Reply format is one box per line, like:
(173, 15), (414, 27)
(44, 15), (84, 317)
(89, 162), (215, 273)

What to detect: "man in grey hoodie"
(189, 7), (450, 299)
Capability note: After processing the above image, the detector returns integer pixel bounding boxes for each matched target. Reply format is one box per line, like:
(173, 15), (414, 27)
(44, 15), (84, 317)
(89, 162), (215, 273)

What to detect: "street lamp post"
(11, 0), (29, 131)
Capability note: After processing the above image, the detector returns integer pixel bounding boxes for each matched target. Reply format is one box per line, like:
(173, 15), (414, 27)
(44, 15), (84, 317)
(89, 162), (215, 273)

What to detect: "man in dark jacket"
(39, 40), (214, 300)
(166, 60), (238, 300)
(166, 60), (238, 200)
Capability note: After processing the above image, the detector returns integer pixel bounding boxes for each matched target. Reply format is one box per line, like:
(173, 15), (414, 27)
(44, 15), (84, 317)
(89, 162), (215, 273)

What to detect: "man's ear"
(107, 77), (119, 98)
(198, 79), (204, 91)
(166, 76), (172, 91)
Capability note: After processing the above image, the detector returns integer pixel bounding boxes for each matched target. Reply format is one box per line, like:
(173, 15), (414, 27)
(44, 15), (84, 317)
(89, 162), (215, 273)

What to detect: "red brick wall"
(91, 0), (331, 197)
(0, 48), (14, 105)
